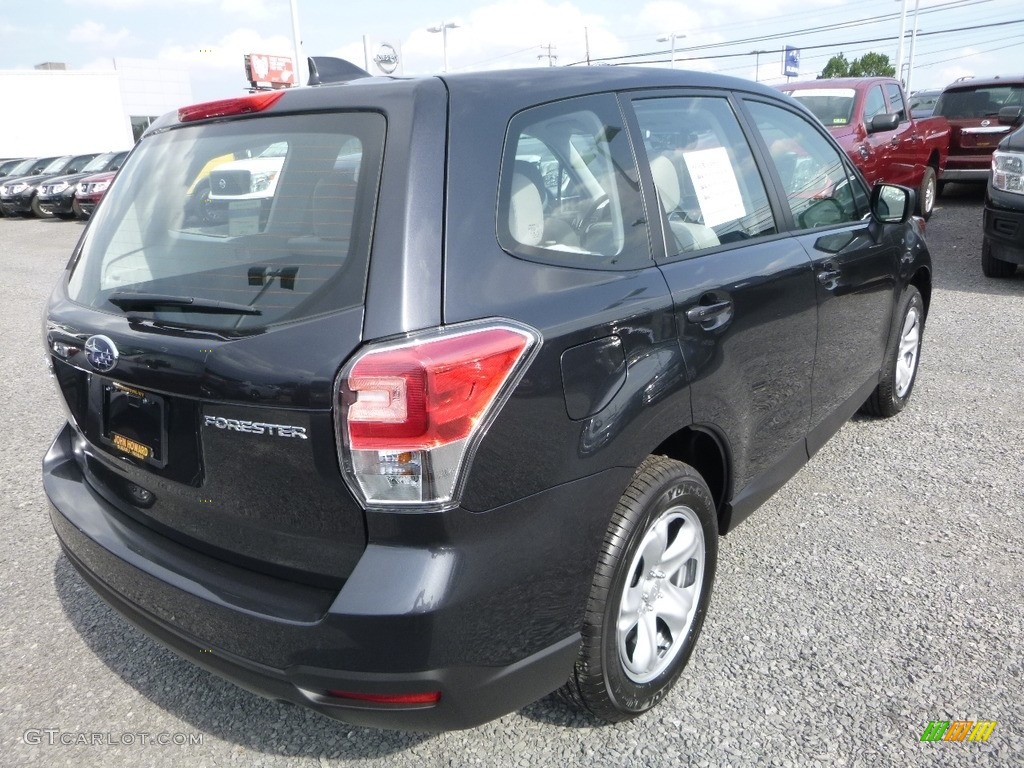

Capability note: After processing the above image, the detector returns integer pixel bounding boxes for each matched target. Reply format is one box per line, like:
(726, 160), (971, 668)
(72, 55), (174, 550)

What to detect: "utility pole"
(584, 27), (591, 66)
(752, 49), (767, 82)
(538, 44), (558, 67)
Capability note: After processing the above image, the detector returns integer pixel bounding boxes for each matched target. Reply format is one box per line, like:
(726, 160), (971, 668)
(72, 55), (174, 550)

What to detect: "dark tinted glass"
(68, 112), (386, 334)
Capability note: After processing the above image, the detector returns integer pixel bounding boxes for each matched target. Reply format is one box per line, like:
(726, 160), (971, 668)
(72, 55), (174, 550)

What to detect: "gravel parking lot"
(1, 186), (1021, 767)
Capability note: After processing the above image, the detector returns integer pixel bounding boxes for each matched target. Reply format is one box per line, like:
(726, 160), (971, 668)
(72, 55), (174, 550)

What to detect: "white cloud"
(63, 0), (208, 7)
(158, 27), (294, 72)
(79, 57), (118, 71)
(220, 0), (277, 21)
(68, 21), (132, 49)
(323, 1), (626, 76)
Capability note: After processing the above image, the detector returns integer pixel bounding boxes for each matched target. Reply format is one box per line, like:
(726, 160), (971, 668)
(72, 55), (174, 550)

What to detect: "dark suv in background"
(0, 153), (98, 217)
(983, 108), (1024, 277)
(0, 156), (60, 217)
(43, 64), (931, 731)
(34, 150), (129, 219)
(934, 76), (1024, 190)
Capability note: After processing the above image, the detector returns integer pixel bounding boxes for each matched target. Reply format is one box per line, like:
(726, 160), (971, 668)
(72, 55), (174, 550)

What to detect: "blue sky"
(1, 0), (1020, 102)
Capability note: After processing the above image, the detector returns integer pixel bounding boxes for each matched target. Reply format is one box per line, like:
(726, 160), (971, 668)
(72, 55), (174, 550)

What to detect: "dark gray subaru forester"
(43, 63), (931, 731)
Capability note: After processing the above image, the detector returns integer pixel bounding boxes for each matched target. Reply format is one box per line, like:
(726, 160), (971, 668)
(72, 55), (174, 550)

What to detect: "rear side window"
(935, 85), (1024, 118)
(67, 112), (385, 334)
(746, 101), (868, 230)
(497, 94), (649, 270)
(632, 95), (777, 257)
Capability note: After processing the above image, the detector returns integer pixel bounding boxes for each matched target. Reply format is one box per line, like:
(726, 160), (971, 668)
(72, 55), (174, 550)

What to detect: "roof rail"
(307, 56), (371, 86)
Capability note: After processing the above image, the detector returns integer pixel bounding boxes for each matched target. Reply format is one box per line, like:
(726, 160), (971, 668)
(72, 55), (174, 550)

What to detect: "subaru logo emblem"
(84, 335), (119, 373)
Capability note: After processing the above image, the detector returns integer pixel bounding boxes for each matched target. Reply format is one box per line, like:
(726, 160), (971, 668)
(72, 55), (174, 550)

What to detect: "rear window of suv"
(935, 84), (1024, 119)
(67, 112), (385, 334)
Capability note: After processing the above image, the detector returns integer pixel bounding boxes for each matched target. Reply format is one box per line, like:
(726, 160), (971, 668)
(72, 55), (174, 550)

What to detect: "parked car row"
(0, 150), (127, 220)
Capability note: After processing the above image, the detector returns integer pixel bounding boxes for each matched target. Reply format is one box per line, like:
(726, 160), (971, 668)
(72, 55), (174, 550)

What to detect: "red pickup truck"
(779, 77), (949, 219)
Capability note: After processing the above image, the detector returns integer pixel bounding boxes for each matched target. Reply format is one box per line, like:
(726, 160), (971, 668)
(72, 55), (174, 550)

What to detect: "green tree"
(849, 52), (896, 77)
(819, 54), (849, 79)
(819, 51), (896, 79)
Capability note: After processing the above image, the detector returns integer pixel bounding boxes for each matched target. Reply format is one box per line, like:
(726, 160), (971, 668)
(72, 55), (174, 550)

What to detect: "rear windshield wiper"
(108, 292), (262, 316)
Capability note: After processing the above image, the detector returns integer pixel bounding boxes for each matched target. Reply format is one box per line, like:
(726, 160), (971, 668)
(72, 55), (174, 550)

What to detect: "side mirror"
(998, 106), (1024, 127)
(870, 183), (914, 224)
(868, 113), (900, 133)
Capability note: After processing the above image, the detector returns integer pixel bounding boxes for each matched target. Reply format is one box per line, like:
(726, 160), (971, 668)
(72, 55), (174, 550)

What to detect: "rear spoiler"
(307, 56), (370, 86)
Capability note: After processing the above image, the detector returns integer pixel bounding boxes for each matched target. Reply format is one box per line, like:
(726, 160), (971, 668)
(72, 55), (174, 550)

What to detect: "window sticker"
(682, 147), (747, 228)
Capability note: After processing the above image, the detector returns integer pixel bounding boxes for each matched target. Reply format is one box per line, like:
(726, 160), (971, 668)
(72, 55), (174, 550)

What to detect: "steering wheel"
(576, 194), (611, 234)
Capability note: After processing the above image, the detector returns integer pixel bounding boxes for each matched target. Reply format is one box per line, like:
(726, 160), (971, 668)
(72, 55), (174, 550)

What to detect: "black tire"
(31, 196), (54, 219)
(561, 455), (718, 722)
(861, 286), (924, 418)
(916, 167), (936, 220)
(72, 198), (88, 220)
(981, 238), (1017, 278)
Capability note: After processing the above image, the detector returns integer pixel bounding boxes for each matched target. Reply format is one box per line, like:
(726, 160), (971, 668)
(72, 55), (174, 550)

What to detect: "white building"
(0, 59), (192, 158)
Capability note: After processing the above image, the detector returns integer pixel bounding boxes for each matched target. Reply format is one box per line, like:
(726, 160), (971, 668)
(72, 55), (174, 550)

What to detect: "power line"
(568, 0), (999, 66)
(588, 18), (1024, 70)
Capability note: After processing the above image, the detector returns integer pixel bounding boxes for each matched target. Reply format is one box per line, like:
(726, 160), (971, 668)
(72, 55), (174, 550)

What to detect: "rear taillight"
(335, 321), (540, 509)
(178, 91), (284, 122)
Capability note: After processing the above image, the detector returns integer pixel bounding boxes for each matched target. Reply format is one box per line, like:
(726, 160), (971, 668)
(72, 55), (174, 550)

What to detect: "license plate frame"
(100, 382), (168, 468)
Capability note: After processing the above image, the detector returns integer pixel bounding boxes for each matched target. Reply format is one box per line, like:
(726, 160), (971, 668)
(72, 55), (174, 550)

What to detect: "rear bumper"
(44, 423), (626, 730)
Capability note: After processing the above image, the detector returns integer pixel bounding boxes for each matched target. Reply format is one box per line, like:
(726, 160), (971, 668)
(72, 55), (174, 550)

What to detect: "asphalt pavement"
(0, 185), (1021, 767)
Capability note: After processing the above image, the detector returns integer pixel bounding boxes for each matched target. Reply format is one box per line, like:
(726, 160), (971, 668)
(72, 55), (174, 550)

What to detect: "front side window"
(498, 94), (649, 270)
(746, 100), (868, 231)
(68, 112), (385, 334)
(633, 95), (777, 257)
(863, 86), (887, 123)
(885, 83), (907, 122)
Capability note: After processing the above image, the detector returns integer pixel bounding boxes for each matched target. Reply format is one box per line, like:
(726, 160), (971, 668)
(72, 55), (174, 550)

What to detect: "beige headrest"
(509, 172), (544, 246)
(650, 154), (680, 212)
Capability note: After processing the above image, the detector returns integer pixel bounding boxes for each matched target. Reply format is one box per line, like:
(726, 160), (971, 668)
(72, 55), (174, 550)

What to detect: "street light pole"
(427, 21), (459, 73)
(289, 0), (306, 86)
(895, 0), (909, 86)
(906, 0), (921, 95)
(656, 33), (686, 68)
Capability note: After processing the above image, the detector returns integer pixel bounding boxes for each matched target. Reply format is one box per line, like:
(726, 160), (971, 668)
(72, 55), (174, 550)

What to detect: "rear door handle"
(686, 300), (733, 323)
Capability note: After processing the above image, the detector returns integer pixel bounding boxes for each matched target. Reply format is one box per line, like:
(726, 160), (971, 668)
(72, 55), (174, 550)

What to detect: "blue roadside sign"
(784, 46), (800, 78)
